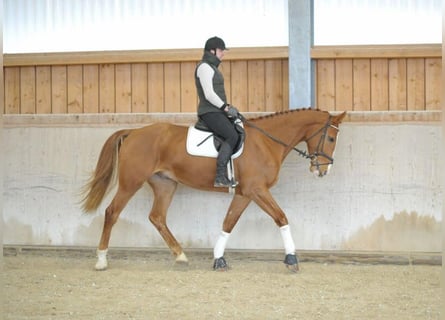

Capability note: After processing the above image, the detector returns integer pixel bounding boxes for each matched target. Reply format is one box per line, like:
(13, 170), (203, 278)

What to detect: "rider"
(195, 36), (239, 188)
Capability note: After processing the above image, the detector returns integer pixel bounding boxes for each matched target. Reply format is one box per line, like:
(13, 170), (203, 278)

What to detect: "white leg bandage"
(213, 231), (230, 259)
(95, 249), (108, 270)
(280, 225), (296, 255)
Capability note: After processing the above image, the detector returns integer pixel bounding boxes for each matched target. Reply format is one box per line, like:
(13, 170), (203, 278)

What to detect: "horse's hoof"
(175, 252), (189, 264)
(286, 263), (300, 273)
(170, 252), (189, 271)
(95, 260), (108, 271)
(283, 254), (299, 273)
(175, 259), (189, 266)
(213, 257), (229, 271)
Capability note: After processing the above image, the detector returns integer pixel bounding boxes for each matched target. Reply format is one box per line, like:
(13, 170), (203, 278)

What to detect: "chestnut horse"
(82, 109), (346, 272)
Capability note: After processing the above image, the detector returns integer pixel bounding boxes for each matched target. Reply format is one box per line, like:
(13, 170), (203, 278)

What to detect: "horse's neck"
(255, 111), (325, 148)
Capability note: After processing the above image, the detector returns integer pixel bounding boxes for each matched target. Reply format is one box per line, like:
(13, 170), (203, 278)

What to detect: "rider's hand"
(226, 105), (239, 118)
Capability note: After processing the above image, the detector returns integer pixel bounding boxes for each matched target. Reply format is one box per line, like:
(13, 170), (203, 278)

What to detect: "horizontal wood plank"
(311, 44), (441, 59)
(3, 111), (441, 128)
(6, 44), (440, 67)
(4, 47), (289, 66)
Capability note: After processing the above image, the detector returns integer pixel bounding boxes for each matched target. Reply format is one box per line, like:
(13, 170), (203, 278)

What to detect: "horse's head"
(305, 111), (346, 177)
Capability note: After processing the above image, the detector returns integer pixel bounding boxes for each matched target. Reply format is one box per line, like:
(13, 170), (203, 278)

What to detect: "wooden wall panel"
(3, 45), (440, 115)
(115, 64), (132, 113)
(67, 65), (83, 113)
(282, 60), (289, 110)
(20, 66), (36, 114)
(313, 44), (440, 112)
(131, 63), (148, 113)
(407, 59), (425, 111)
(316, 59), (335, 110)
(247, 60), (265, 112)
(4, 67), (20, 114)
(370, 59), (389, 111)
(164, 62), (181, 112)
(353, 59), (370, 111)
(147, 63), (165, 112)
(335, 59), (353, 111)
(83, 65), (99, 113)
(180, 62), (197, 112)
(99, 64), (115, 113)
(230, 61), (248, 109)
(388, 59), (407, 110)
(51, 66), (67, 113)
(36, 66), (52, 113)
(425, 58), (441, 110)
(265, 60), (283, 112)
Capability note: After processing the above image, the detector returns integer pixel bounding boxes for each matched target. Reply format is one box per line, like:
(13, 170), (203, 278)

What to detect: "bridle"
(238, 114), (339, 170)
(305, 116), (339, 171)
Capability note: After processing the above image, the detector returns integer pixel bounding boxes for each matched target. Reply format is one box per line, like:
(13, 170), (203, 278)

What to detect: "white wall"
(3, 115), (442, 253)
(4, 0), (441, 53)
(4, 0), (289, 53)
(313, 0), (442, 45)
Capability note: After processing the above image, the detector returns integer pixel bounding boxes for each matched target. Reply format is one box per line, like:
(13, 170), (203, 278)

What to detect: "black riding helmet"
(204, 36), (228, 52)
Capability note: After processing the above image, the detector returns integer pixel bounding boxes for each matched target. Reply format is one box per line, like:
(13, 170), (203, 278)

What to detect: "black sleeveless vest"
(195, 51), (227, 116)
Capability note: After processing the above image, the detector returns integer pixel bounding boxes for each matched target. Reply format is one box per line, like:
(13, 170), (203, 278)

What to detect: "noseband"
(240, 114), (338, 168)
(305, 116), (339, 170)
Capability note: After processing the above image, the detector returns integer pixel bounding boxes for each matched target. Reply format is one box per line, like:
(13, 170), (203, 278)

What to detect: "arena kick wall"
(2, 45), (442, 255)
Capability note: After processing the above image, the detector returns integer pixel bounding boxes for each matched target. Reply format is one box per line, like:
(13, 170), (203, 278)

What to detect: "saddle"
(186, 118), (245, 158)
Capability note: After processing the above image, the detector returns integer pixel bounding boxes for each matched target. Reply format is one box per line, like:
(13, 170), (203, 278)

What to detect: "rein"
(238, 113), (337, 165)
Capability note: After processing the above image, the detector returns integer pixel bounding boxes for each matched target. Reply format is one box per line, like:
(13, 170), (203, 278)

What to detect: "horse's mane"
(248, 108), (328, 121)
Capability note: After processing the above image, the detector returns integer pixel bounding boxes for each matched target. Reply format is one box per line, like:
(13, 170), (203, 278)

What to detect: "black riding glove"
(226, 105), (239, 118)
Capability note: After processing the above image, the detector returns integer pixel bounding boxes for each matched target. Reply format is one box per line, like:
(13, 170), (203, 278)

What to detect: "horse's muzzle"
(310, 162), (330, 177)
(310, 154), (333, 177)
(311, 168), (326, 178)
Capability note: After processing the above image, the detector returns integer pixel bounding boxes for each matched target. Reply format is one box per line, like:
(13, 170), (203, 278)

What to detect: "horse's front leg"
(213, 194), (251, 271)
(250, 187), (299, 272)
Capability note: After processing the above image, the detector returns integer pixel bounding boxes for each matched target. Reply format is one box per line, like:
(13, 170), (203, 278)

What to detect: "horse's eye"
(327, 136), (335, 143)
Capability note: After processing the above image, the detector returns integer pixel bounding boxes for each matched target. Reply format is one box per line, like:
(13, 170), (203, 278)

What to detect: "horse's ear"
(332, 111), (347, 125)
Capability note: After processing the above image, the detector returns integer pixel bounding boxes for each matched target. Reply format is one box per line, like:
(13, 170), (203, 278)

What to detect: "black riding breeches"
(199, 112), (239, 150)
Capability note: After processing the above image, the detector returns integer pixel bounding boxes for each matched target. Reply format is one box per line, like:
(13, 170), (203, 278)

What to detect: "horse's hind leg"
(147, 173), (187, 263)
(95, 186), (140, 270)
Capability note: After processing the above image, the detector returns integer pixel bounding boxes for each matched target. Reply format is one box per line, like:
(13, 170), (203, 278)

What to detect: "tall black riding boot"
(214, 142), (238, 188)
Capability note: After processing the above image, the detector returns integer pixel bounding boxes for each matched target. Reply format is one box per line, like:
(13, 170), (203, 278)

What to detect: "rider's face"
(215, 48), (225, 60)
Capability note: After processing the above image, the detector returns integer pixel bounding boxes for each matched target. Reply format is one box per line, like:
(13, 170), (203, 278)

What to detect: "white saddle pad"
(186, 125), (244, 158)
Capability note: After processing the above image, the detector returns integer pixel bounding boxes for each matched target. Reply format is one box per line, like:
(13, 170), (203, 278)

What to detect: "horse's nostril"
(318, 170), (327, 177)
